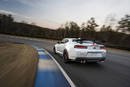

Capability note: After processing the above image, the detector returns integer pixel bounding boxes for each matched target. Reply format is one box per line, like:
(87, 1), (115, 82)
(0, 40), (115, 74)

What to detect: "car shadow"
(67, 61), (104, 69)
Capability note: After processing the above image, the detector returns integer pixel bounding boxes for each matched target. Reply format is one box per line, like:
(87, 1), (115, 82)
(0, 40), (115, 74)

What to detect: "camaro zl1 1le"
(53, 38), (106, 63)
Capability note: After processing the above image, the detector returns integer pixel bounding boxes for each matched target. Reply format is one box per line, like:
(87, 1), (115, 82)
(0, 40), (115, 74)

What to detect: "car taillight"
(100, 46), (105, 49)
(74, 45), (88, 49)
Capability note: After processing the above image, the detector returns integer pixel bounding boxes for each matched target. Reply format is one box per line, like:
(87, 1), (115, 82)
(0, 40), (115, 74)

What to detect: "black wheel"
(63, 51), (69, 63)
(53, 47), (57, 54)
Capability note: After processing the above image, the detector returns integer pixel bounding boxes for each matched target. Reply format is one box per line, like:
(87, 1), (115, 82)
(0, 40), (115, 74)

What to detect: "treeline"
(0, 13), (57, 39)
(0, 13), (130, 50)
(56, 17), (130, 50)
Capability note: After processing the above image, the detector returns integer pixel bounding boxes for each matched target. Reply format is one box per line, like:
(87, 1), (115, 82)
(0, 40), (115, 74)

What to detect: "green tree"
(85, 17), (98, 39)
(118, 14), (130, 32)
(87, 17), (98, 31)
(61, 21), (80, 38)
(80, 22), (86, 38)
(69, 21), (80, 37)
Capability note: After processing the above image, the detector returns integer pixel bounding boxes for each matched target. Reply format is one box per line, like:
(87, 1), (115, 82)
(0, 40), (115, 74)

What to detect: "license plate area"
(87, 52), (102, 57)
(88, 46), (100, 50)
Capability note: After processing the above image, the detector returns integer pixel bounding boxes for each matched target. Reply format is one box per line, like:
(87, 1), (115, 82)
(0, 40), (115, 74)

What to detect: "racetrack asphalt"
(0, 35), (130, 87)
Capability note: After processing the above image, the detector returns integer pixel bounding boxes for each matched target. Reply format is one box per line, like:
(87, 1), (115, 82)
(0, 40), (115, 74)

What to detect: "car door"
(55, 39), (65, 53)
(60, 39), (69, 53)
(57, 39), (68, 54)
(57, 39), (65, 53)
(56, 43), (61, 52)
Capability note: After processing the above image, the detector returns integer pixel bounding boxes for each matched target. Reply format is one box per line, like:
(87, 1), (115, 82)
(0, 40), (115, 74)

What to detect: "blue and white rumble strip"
(34, 47), (75, 87)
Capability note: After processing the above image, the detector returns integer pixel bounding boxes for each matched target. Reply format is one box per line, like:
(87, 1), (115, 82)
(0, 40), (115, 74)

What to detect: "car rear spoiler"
(73, 39), (105, 45)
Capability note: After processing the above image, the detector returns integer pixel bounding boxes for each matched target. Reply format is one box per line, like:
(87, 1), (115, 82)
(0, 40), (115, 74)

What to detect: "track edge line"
(45, 50), (76, 87)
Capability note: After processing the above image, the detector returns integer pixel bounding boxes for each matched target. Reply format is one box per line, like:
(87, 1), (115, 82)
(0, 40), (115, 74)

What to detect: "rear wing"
(73, 39), (105, 45)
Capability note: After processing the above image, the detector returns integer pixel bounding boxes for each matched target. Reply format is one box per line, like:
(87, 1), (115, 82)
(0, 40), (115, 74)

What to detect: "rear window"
(81, 41), (93, 44)
(73, 39), (93, 44)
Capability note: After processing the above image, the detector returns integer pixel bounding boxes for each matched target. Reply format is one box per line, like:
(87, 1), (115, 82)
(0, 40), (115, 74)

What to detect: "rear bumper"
(68, 49), (107, 62)
(75, 57), (106, 62)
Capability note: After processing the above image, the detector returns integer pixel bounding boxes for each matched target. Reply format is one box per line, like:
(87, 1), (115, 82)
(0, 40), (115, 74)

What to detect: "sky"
(0, 0), (130, 29)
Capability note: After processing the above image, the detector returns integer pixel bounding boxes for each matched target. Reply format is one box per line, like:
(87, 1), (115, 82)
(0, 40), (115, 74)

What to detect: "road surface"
(0, 36), (130, 87)
(0, 41), (38, 87)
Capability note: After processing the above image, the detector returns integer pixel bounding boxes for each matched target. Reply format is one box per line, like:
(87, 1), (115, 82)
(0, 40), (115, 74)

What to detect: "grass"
(106, 47), (130, 54)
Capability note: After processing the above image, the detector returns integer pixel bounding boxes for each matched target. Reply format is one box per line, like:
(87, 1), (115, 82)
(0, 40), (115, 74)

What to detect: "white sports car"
(53, 38), (107, 63)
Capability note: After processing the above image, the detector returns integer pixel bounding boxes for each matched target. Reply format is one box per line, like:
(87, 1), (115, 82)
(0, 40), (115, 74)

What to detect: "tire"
(63, 50), (69, 63)
(53, 47), (57, 54)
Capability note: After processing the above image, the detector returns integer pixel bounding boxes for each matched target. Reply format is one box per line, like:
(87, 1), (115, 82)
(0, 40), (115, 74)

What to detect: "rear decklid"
(73, 39), (105, 50)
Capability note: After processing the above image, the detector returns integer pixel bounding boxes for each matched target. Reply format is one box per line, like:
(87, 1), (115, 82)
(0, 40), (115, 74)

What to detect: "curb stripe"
(37, 50), (45, 52)
(39, 55), (52, 60)
(34, 47), (71, 87)
(46, 51), (76, 87)
(38, 52), (46, 55)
